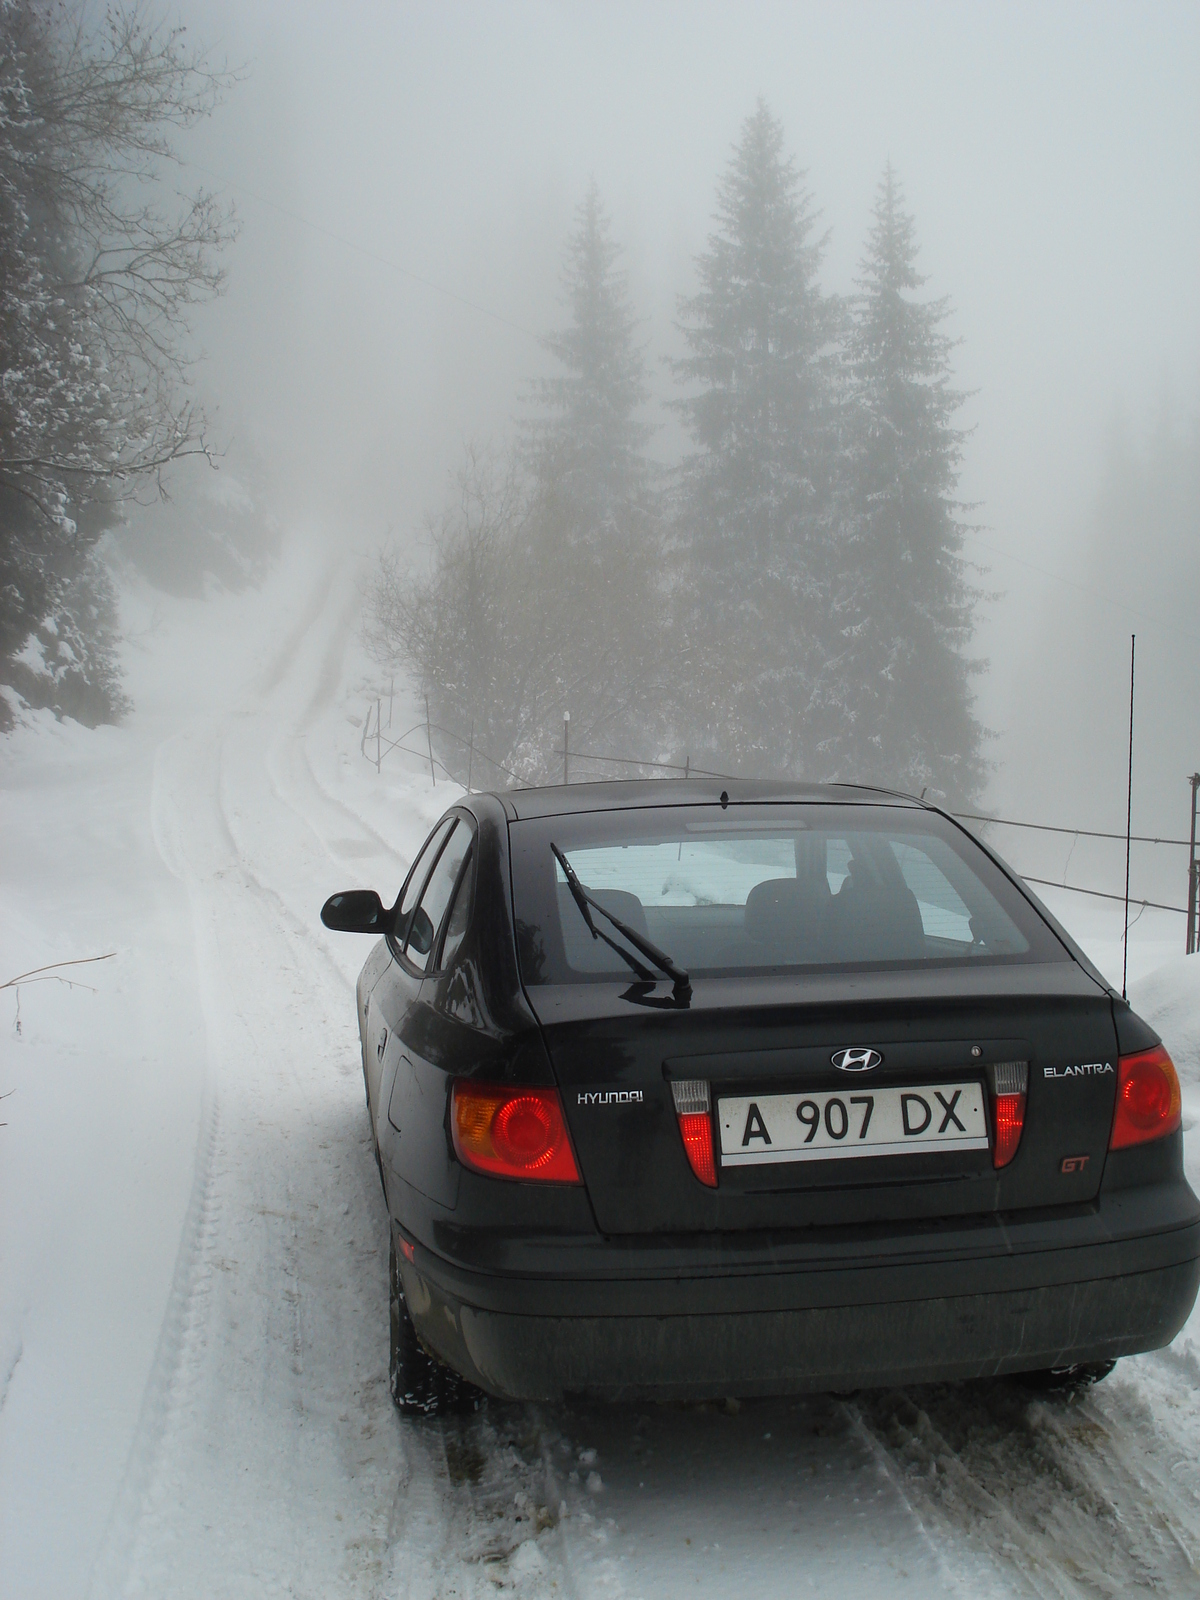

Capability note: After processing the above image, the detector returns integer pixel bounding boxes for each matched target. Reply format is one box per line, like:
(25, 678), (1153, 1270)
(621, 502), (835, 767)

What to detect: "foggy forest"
(3, 3), (1200, 1597)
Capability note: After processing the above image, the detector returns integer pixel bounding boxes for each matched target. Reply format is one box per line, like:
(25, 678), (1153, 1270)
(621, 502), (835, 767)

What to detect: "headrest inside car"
(744, 876), (830, 945)
(557, 882), (650, 938)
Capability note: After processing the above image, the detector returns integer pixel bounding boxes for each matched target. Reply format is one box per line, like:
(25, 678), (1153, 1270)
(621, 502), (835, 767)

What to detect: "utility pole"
(1188, 772), (1200, 956)
(563, 712), (570, 785)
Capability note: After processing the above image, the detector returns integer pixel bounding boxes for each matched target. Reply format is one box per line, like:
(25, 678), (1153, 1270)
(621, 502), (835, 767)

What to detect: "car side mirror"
(321, 889), (391, 934)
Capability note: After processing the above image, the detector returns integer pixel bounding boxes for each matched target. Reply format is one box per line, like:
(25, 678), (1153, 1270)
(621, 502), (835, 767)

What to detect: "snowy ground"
(4, 536), (1200, 1599)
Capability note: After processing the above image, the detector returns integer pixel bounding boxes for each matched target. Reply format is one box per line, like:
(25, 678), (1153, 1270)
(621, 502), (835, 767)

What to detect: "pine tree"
(819, 165), (984, 803)
(376, 190), (664, 788)
(518, 184), (662, 768)
(524, 180), (652, 534)
(671, 100), (839, 775)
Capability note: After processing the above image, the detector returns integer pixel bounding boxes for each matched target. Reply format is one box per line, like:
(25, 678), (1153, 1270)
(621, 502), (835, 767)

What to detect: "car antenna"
(1123, 634), (1135, 1000)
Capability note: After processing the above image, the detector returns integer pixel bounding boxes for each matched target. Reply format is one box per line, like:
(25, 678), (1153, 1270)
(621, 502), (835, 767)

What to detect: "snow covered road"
(4, 542), (1200, 1598)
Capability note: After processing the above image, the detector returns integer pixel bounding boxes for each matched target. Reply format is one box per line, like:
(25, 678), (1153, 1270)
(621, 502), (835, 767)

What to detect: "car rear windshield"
(509, 803), (1068, 984)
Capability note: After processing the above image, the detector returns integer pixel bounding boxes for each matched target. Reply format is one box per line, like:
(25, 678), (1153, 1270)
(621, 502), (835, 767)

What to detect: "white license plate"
(717, 1082), (988, 1166)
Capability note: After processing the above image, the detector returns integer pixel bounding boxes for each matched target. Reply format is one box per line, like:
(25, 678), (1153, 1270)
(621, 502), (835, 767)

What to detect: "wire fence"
(357, 693), (1200, 947)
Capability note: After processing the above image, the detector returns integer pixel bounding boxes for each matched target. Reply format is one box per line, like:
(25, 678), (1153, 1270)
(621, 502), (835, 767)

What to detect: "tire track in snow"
(0, 1340), (23, 1418)
(286, 736), (406, 864)
(385, 1410), (587, 1600)
(221, 568), (405, 940)
(101, 562), (587, 1599)
(303, 572), (364, 726)
(87, 1014), (221, 1599)
(254, 554), (345, 699)
(217, 732), (361, 996)
(115, 724), (403, 1595)
(287, 573), (413, 863)
(262, 728), (403, 882)
(527, 1391), (988, 1598)
(90, 730), (228, 1598)
(849, 1375), (1200, 1597)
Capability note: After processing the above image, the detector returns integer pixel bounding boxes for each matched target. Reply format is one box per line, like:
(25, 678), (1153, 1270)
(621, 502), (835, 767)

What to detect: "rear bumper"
(397, 1183), (1200, 1401)
(412, 1261), (1200, 1402)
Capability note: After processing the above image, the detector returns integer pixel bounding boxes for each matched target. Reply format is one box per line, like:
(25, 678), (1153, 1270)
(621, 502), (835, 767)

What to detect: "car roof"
(495, 777), (928, 821)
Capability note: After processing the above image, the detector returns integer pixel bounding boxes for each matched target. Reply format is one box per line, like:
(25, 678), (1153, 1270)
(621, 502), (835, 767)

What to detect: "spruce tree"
(524, 180), (652, 534)
(519, 184), (662, 768)
(671, 100), (838, 774)
(819, 165), (984, 803)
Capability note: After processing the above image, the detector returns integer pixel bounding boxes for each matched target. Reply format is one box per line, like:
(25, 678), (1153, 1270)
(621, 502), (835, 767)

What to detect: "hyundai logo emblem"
(831, 1047), (882, 1073)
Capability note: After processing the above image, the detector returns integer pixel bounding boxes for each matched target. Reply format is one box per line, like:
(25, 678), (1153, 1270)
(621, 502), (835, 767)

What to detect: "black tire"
(389, 1233), (484, 1417)
(1015, 1359), (1117, 1395)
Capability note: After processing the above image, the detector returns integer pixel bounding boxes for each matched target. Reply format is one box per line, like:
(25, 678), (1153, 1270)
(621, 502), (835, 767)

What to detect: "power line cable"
(1021, 875), (1184, 917)
(964, 533), (1171, 630)
(952, 811), (1191, 849)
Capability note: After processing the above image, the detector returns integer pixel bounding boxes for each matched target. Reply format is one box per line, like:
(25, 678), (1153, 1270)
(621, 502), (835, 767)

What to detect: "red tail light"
(678, 1113), (717, 1187)
(451, 1083), (581, 1183)
(1109, 1045), (1182, 1151)
(671, 1078), (717, 1187)
(993, 1093), (1026, 1169)
(991, 1060), (1028, 1169)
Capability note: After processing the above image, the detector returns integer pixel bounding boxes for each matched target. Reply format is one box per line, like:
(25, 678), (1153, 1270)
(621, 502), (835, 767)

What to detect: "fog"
(172, 0), (1197, 863)
(8, 10), (1200, 1587)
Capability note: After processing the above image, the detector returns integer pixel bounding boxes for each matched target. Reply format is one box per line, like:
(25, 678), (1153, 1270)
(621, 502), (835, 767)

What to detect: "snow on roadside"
(1131, 954), (1200, 1086)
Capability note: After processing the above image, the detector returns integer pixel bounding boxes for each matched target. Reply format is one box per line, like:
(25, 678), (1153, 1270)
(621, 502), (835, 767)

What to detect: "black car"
(321, 780), (1200, 1415)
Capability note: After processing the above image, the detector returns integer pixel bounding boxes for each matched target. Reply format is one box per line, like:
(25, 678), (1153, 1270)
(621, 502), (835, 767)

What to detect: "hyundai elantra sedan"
(321, 780), (1200, 1415)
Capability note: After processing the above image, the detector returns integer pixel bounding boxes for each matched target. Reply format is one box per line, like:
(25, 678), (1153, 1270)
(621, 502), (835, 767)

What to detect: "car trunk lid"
(525, 963), (1118, 1235)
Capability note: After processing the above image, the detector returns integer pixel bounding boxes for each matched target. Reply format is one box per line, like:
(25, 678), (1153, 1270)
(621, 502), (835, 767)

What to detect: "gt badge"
(1061, 1155), (1090, 1174)
(831, 1048), (882, 1073)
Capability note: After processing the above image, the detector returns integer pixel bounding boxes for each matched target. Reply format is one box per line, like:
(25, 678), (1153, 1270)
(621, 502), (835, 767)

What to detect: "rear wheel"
(1015, 1360), (1117, 1395)
(389, 1233), (484, 1417)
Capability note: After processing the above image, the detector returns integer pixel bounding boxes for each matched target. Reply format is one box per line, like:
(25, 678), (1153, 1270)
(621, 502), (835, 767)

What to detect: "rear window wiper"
(551, 842), (692, 1004)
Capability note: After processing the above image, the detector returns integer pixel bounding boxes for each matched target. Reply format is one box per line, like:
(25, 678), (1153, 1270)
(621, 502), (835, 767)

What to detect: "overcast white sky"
(175, 0), (1199, 838)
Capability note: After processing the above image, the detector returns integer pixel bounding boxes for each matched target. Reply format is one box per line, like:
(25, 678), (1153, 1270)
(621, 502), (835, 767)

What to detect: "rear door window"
(393, 818), (454, 950)
(404, 820), (471, 968)
(436, 846), (475, 970)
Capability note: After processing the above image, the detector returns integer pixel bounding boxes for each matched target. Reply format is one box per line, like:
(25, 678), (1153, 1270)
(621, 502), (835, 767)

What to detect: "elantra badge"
(831, 1048), (882, 1073)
